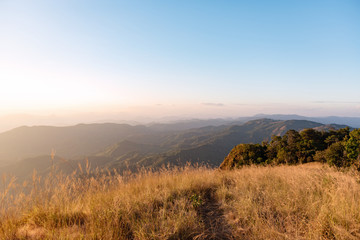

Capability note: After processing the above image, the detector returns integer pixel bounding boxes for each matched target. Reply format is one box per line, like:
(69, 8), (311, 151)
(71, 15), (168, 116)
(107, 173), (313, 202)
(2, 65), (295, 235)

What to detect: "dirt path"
(195, 188), (235, 240)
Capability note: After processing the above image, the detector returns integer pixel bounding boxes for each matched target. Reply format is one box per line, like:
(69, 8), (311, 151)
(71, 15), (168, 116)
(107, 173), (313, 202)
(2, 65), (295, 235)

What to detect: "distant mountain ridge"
(245, 114), (360, 128)
(136, 119), (347, 168)
(0, 118), (349, 180)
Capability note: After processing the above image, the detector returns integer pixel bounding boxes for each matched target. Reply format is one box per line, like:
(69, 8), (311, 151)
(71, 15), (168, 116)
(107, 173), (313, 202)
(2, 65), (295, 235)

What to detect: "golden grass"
(1, 163), (360, 239)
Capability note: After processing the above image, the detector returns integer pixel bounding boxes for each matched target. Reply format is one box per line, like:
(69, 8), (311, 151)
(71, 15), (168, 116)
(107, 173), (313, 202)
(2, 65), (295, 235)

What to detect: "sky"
(0, 0), (360, 130)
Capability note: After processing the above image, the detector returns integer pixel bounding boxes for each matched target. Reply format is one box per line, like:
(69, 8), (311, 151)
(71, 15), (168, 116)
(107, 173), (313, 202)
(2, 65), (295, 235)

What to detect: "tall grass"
(1, 163), (360, 239)
(217, 163), (360, 239)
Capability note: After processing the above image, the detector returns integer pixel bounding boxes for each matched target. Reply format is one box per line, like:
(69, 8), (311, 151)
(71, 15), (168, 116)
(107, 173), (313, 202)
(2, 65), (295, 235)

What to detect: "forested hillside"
(221, 127), (360, 170)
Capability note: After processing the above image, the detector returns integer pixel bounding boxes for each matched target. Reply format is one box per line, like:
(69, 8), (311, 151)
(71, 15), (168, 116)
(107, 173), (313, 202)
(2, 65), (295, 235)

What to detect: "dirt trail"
(196, 188), (235, 240)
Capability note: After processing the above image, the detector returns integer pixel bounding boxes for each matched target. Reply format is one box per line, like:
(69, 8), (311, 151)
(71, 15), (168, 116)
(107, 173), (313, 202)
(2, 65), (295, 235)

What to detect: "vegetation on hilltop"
(221, 127), (360, 170)
(1, 164), (360, 239)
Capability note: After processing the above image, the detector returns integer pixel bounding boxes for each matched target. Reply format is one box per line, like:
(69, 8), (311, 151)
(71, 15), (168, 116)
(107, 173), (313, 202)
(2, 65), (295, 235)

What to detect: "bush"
(324, 142), (348, 168)
(220, 144), (267, 169)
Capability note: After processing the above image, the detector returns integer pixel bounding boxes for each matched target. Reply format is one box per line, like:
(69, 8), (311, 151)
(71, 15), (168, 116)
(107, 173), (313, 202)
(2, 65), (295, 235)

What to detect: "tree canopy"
(221, 127), (360, 170)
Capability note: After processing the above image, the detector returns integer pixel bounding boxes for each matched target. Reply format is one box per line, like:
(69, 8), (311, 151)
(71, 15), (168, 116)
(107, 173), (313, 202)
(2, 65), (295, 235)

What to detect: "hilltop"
(1, 164), (360, 239)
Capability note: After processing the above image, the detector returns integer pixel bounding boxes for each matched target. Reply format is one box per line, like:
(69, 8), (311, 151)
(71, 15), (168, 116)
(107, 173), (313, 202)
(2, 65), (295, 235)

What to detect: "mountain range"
(0, 117), (350, 180)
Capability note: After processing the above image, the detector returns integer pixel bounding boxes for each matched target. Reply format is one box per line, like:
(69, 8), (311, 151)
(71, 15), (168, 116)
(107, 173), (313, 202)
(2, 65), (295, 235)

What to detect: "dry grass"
(217, 163), (360, 239)
(1, 163), (360, 239)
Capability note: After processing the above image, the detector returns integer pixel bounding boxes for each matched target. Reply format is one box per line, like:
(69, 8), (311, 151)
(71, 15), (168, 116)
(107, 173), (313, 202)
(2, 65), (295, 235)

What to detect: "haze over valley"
(0, 117), (351, 179)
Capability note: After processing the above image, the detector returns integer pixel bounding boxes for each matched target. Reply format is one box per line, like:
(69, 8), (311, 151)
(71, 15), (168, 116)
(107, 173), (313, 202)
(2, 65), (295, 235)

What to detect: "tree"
(344, 129), (360, 166)
(325, 142), (347, 168)
(220, 143), (267, 169)
(324, 127), (350, 146)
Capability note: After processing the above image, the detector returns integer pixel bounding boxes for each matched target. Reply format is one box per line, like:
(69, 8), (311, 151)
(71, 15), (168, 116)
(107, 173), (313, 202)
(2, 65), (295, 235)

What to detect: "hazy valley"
(0, 116), (350, 181)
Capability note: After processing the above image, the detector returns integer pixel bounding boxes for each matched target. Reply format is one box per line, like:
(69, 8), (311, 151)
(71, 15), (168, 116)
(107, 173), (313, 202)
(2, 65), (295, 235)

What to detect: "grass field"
(1, 163), (360, 239)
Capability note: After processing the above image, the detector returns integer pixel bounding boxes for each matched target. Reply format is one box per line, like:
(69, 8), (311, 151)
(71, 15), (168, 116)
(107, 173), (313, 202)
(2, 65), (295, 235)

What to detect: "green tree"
(344, 129), (360, 166)
(325, 142), (347, 168)
(267, 135), (283, 161)
(220, 143), (267, 169)
(298, 129), (325, 162)
(281, 130), (301, 164)
(324, 127), (350, 147)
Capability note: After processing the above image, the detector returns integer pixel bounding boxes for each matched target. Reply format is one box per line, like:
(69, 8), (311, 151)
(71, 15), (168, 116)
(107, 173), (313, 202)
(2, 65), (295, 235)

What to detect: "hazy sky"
(0, 0), (360, 125)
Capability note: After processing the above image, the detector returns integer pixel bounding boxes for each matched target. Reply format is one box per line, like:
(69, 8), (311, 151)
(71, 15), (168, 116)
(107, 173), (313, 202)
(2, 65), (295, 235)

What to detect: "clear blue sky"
(0, 0), (359, 119)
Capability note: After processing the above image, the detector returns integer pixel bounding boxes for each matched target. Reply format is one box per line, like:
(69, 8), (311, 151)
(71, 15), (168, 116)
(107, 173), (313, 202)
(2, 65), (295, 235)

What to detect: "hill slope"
(1, 164), (360, 239)
(0, 123), (151, 162)
(116, 119), (346, 169)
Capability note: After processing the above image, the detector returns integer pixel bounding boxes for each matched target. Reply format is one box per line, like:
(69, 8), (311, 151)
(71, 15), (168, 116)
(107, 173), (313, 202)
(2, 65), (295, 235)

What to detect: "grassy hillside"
(1, 164), (360, 239)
